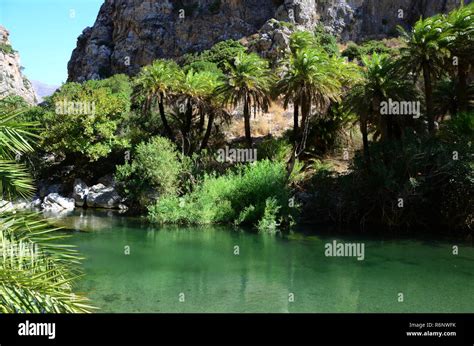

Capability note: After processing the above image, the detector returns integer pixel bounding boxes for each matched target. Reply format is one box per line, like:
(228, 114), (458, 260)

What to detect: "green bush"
(342, 40), (396, 61)
(341, 42), (361, 61)
(182, 40), (246, 71)
(257, 197), (281, 233)
(148, 160), (296, 230)
(257, 137), (292, 163)
(0, 96), (28, 113)
(115, 136), (187, 209)
(0, 43), (15, 54)
(41, 74), (132, 162)
(305, 103), (357, 154)
(314, 25), (339, 57)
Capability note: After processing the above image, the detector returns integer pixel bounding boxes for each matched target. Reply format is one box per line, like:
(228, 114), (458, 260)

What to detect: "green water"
(56, 210), (474, 313)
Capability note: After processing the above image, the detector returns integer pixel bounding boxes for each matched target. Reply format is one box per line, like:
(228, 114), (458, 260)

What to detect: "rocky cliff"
(0, 26), (37, 104)
(68, 0), (469, 82)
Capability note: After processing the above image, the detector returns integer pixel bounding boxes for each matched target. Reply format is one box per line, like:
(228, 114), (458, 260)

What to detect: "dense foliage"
(148, 160), (295, 232)
(41, 74), (132, 162)
(115, 136), (188, 209)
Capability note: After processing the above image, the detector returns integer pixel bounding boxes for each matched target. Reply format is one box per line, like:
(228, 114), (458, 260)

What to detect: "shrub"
(0, 96), (28, 113)
(148, 160), (296, 230)
(342, 40), (396, 61)
(115, 136), (187, 209)
(341, 42), (361, 61)
(257, 197), (281, 233)
(41, 74), (132, 162)
(182, 40), (246, 71)
(314, 25), (339, 56)
(0, 43), (15, 54)
(305, 103), (358, 154)
(257, 136), (292, 163)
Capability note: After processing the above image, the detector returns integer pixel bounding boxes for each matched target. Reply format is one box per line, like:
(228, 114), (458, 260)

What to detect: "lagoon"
(53, 210), (474, 313)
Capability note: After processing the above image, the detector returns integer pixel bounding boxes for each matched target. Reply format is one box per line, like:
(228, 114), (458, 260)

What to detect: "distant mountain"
(31, 80), (59, 103)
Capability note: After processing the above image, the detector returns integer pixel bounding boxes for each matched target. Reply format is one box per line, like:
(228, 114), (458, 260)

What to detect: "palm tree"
(398, 16), (449, 133)
(216, 52), (274, 148)
(346, 53), (417, 164)
(174, 69), (223, 154)
(443, 3), (474, 112)
(277, 46), (357, 155)
(133, 59), (182, 141)
(0, 108), (93, 313)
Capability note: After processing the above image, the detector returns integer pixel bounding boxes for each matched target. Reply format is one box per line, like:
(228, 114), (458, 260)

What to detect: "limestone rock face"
(67, 0), (470, 82)
(0, 26), (37, 104)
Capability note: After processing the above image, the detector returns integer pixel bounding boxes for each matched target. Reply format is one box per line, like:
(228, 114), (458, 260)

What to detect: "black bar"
(0, 313), (473, 345)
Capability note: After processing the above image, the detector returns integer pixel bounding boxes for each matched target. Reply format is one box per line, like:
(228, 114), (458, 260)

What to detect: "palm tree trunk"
(200, 111), (215, 151)
(293, 99), (299, 145)
(182, 99), (193, 154)
(458, 60), (469, 112)
(360, 115), (371, 167)
(159, 93), (174, 141)
(198, 109), (205, 132)
(297, 93), (311, 155)
(244, 97), (252, 148)
(422, 63), (435, 134)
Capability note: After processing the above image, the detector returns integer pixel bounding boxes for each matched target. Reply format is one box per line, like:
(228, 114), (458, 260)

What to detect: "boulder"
(38, 182), (64, 199)
(97, 174), (116, 187)
(86, 183), (123, 209)
(72, 179), (89, 207)
(41, 193), (75, 212)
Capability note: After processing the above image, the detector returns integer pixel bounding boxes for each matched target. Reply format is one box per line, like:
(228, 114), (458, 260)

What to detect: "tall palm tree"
(277, 46), (357, 155)
(216, 52), (274, 148)
(443, 3), (474, 112)
(398, 16), (449, 133)
(345, 53), (417, 164)
(133, 59), (182, 141)
(0, 108), (93, 313)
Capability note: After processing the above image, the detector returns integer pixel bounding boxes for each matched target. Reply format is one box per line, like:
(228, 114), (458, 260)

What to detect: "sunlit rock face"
(67, 0), (470, 82)
(0, 25), (37, 104)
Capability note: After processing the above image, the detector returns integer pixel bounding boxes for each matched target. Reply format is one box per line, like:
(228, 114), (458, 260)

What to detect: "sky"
(0, 0), (103, 86)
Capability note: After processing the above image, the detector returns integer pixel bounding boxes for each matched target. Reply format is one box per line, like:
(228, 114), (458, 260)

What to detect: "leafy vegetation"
(148, 160), (295, 230)
(0, 109), (92, 313)
(0, 43), (15, 54)
(115, 136), (188, 209)
(41, 74), (132, 162)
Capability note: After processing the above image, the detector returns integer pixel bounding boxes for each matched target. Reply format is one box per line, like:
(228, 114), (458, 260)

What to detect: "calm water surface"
(51, 210), (474, 313)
